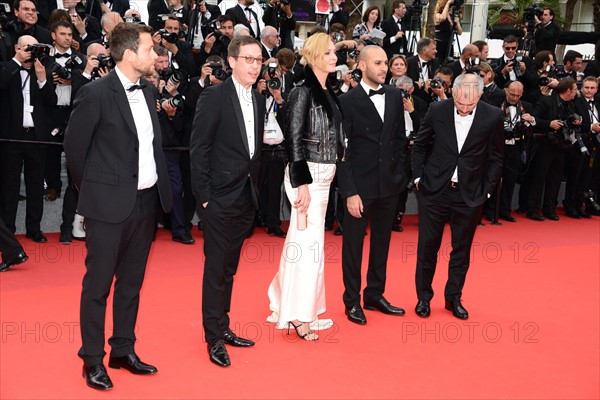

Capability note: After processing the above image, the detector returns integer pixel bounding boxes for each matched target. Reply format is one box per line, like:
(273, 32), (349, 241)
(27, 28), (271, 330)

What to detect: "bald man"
(337, 45), (408, 325)
(447, 43), (480, 84)
(412, 73), (504, 320)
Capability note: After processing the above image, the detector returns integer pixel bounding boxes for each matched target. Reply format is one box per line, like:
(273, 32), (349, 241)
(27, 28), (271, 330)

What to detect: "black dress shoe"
(391, 224), (404, 232)
(172, 233), (196, 244)
(25, 231), (47, 243)
(499, 213), (516, 222)
(364, 297), (405, 315)
(208, 340), (231, 367)
(580, 209), (592, 219)
(415, 300), (430, 318)
(543, 212), (559, 221)
(324, 224), (333, 231)
(0, 251), (28, 272)
(266, 226), (286, 238)
(223, 328), (255, 347)
(565, 209), (581, 219)
(59, 231), (72, 244)
(83, 364), (113, 390)
(334, 227), (343, 236)
(526, 212), (545, 221)
(445, 299), (469, 320)
(345, 305), (367, 325)
(108, 353), (158, 374)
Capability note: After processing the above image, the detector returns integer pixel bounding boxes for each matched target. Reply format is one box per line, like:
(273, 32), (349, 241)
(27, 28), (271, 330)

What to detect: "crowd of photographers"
(0, 0), (599, 261)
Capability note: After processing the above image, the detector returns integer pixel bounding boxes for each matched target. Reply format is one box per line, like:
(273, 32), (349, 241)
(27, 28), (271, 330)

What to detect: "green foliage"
(488, 0), (561, 27)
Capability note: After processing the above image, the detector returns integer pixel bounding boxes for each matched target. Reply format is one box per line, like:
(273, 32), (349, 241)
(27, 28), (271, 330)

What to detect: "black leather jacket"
(285, 65), (344, 187)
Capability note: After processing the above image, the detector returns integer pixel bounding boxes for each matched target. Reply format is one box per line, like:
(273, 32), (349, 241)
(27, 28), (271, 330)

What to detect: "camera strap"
(21, 72), (30, 92)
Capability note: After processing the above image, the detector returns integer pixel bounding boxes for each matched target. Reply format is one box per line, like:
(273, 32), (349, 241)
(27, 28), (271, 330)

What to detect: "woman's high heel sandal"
(287, 321), (318, 341)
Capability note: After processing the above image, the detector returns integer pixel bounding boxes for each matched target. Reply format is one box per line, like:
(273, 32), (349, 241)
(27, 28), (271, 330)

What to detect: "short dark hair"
(417, 37), (434, 54)
(533, 50), (552, 70)
(472, 40), (487, 52)
(361, 6), (380, 25)
(544, 7), (554, 17)
(329, 23), (345, 34)
(435, 65), (454, 79)
(276, 48), (295, 70)
(503, 35), (519, 45)
(563, 50), (583, 65)
(392, 0), (405, 10)
(110, 22), (153, 62)
(227, 35), (260, 58)
(50, 20), (72, 33)
(154, 45), (168, 57)
(217, 15), (234, 25)
(14, 0), (37, 10)
(556, 77), (576, 94)
(163, 14), (181, 28)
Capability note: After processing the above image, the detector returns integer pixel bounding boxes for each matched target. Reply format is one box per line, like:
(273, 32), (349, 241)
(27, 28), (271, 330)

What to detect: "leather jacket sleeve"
(285, 86), (313, 187)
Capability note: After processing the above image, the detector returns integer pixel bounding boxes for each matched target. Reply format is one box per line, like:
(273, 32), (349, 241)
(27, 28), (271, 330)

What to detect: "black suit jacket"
(173, 40), (196, 76)
(262, 5), (296, 50)
(412, 99), (504, 207)
(63, 70), (173, 223)
(187, 4), (222, 43)
(481, 82), (505, 108)
(148, 0), (171, 31)
(380, 16), (407, 58)
(226, 4), (261, 38)
(574, 94), (600, 134)
(0, 60), (57, 141)
(493, 56), (537, 91)
(261, 43), (278, 60)
(446, 60), (463, 83)
(534, 21), (561, 53)
(190, 77), (266, 210)
(406, 55), (439, 103)
(337, 84), (407, 199)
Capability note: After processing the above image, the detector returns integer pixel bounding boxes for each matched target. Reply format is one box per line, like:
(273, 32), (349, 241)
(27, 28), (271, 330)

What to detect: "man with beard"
(64, 22), (172, 390)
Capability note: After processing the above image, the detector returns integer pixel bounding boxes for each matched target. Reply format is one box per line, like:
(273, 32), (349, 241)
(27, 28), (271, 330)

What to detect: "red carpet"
(1, 215), (599, 399)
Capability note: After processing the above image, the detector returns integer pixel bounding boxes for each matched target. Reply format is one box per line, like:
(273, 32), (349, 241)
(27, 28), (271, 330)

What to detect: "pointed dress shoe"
(0, 251), (28, 272)
(266, 226), (287, 238)
(25, 231), (47, 243)
(543, 212), (560, 221)
(445, 299), (469, 320)
(345, 304), (367, 325)
(415, 300), (431, 318)
(108, 353), (158, 374)
(208, 340), (231, 367)
(223, 328), (255, 347)
(526, 212), (545, 221)
(83, 364), (113, 390)
(364, 297), (405, 315)
(172, 233), (196, 244)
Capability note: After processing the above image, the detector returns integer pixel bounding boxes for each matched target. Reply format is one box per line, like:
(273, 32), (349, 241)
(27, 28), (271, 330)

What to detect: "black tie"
(55, 52), (69, 58)
(127, 83), (146, 92)
(245, 6), (260, 37)
(368, 87), (385, 97)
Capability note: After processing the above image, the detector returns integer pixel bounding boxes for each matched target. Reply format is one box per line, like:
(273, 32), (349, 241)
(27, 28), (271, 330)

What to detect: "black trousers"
(164, 151), (186, 237)
(563, 144), (589, 211)
(0, 142), (46, 234)
(258, 147), (286, 229)
(201, 181), (254, 345)
(60, 169), (79, 237)
(499, 143), (522, 215)
(0, 216), (23, 261)
(78, 187), (158, 366)
(415, 185), (482, 302)
(180, 151), (196, 234)
(325, 177), (344, 229)
(45, 106), (71, 192)
(527, 138), (565, 213)
(341, 194), (397, 307)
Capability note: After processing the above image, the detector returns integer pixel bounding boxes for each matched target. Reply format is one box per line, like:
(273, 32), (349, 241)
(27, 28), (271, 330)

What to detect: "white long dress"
(267, 162), (336, 329)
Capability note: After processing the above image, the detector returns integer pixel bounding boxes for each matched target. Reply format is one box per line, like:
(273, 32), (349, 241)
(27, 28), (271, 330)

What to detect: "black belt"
(137, 185), (156, 195)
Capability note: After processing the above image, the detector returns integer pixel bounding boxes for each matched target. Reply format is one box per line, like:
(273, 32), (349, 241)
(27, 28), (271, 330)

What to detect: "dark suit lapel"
(227, 79), (250, 156)
(252, 90), (260, 159)
(355, 84), (383, 125)
(382, 86), (395, 134)
(141, 81), (161, 143)
(108, 71), (137, 136)
(442, 100), (459, 154)
(460, 103), (484, 154)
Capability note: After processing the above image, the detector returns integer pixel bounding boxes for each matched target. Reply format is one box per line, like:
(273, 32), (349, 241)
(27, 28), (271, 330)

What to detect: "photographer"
(423, 66), (453, 104)
(262, 0), (295, 50)
(5, 0), (52, 44)
(567, 76), (600, 218)
(0, 35), (57, 242)
(479, 61), (504, 107)
(381, 0), (408, 59)
(224, 0), (264, 38)
(533, 7), (561, 54)
(196, 15), (234, 68)
(493, 35), (537, 93)
(318, 0), (349, 32)
(148, 0), (170, 31)
(98, 11), (124, 48)
(562, 50), (583, 81)
(187, 0), (222, 51)
(406, 37), (440, 103)
(524, 50), (558, 104)
(62, 0), (102, 46)
(260, 25), (279, 59)
(434, 0), (462, 62)
(527, 77), (580, 221)
(446, 43), (480, 85)
(152, 14), (195, 78)
(485, 81), (536, 222)
(167, 0), (190, 30)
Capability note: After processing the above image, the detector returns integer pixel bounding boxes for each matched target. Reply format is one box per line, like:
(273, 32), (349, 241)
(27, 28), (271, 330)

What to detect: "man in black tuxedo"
(446, 43), (479, 85)
(412, 73), (504, 320)
(64, 23), (173, 390)
(260, 25), (279, 60)
(380, 0), (408, 59)
(152, 15), (196, 76)
(62, 0), (103, 46)
(190, 35), (265, 367)
(148, 0), (170, 31)
(187, 0), (222, 50)
(533, 7), (561, 54)
(9, 0), (53, 44)
(493, 35), (537, 93)
(406, 37), (440, 103)
(225, 0), (264, 38)
(317, 0), (348, 32)
(0, 35), (56, 242)
(337, 46), (408, 325)
(262, 0), (295, 50)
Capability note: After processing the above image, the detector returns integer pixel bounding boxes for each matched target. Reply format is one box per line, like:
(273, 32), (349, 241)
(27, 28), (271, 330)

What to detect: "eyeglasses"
(504, 46), (517, 50)
(234, 55), (264, 64)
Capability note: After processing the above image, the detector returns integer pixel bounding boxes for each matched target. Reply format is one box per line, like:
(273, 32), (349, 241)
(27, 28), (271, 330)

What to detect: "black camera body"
(351, 69), (362, 83)
(266, 62), (281, 90)
(524, 3), (543, 23)
(96, 53), (115, 69)
(49, 62), (71, 80)
(411, 0), (428, 15)
(159, 67), (187, 84)
(25, 44), (52, 65)
(398, 88), (410, 100)
(209, 61), (229, 81)
(124, 15), (142, 23)
(158, 28), (179, 44)
(161, 93), (185, 109)
(429, 77), (443, 89)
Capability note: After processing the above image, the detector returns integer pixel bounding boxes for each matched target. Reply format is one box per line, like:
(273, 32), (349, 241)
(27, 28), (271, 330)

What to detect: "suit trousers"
(415, 185), (482, 301)
(0, 216), (23, 261)
(60, 169), (79, 237)
(342, 194), (397, 307)
(45, 106), (71, 192)
(258, 147), (286, 229)
(78, 187), (158, 366)
(201, 180), (254, 345)
(499, 143), (522, 215)
(0, 142), (46, 234)
(563, 145), (589, 211)
(527, 138), (565, 213)
(164, 151), (186, 237)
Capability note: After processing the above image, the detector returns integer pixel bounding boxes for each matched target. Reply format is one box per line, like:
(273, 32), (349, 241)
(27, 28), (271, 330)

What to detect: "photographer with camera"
(263, 0), (295, 50)
(484, 81), (536, 222)
(446, 43), (479, 85)
(152, 14), (195, 78)
(196, 15), (234, 68)
(167, 0), (190, 29)
(406, 37), (440, 104)
(45, 20), (85, 204)
(0, 35), (57, 242)
(434, 0), (462, 62)
(188, 0), (221, 51)
(533, 7), (560, 55)
(423, 66), (452, 104)
(381, 1), (408, 59)
(494, 35), (537, 93)
(62, 0), (102, 46)
(527, 77), (580, 221)
(523, 50), (558, 104)
(4, 0), (52, 45)
(566, 76), (600, 218)
(98, 11), (124, 48)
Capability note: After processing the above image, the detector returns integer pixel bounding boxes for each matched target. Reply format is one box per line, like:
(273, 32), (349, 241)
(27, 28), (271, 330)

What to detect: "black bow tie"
(421, 61), (428, 67)
(127, 83), (146, 92)
(588, 100), (595, 106)
(55, 52), (69, 58)
(368, 87), (385, 97)
(456, 110), (473, 116)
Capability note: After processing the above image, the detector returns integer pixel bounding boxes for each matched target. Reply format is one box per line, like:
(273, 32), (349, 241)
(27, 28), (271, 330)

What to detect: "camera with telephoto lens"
(158, 28), (179, 44)
(25, 43), (52, 65)
(464, 57), (480, 74)
(429, 77), (443, 89)
(96, 53), (115, 69)
(398, 88), (410, 100)
(158, 67), (187, 85)
(266, 62), (281, 90)
(209, 61), (229, 81)
(504, 118), (532, 140)
(582, 190), (600, 212)
(411, 0), (428, 15)
(451, 0), (464, 16)
(351, 69), (362, 83)
(523, 3), (543, 22)
(508, 55), (523, 78)
(162, 93), (185, 109)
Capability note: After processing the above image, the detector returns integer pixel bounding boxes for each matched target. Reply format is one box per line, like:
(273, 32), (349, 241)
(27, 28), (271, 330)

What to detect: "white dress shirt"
(53, 47), (72, 106)
(418, 56), (430, 82)
(13, 58), (46, 129)
(503, 55), (517, 81)
(360, 80), (385, 122)
(114, 66), (158, 190)
(452, 106), (476, 182)
(232, 76), (255, 158)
